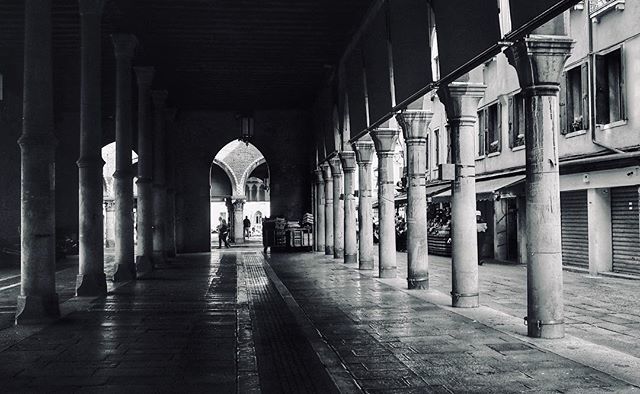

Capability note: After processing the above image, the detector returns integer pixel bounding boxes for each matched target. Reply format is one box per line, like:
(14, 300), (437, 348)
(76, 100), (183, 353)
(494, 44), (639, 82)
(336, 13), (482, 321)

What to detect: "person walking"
(243, 216), (251, 238)
(219, 219), (230, 248)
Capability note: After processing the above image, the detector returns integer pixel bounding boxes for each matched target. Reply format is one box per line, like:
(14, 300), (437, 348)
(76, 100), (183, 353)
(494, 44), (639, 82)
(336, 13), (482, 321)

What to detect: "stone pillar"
(104, 201), (115, 247)
(329, 157), (344, 259)
(340, 151), (357, 264)
(134, 66), (154, 276)
(233, 199), (245, 244)
(321, 163), (334, 255)
(111, 33), (138, 282)
(506, 34), (573, 339)
(438, 81), (486, 308)
(314, 169), (325, 253)
(370, 128), (399, 278)
(397, 110), (433, 290)
(353, 138), (375, 270)
(151, 90), (168, 265)
(164, 108), (178, 258)
(76, 0), (107, 296)
(16, 0), (60, 324)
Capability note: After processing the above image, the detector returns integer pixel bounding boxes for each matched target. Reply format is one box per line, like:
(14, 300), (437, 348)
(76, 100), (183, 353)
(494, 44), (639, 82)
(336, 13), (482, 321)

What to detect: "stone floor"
(0, 245), (637, 392)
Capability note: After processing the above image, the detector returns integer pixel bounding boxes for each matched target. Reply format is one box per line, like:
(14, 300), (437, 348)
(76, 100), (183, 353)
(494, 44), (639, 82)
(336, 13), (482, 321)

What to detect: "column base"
(15, 294), (60, 325)
(407, 277), (429, 290)
(359, 260), (374, 270)
(76, 272), (108, 297)
(333, 248), (344, 259)
(112, 263), (135, 282)
(325, 246), (334, 255)
(344, 254), (357, 264)
(451, 292), (479, 308)
(527, 319), (565, 339)
(135, 255), (153, 278)
(379, 267), (397, 279)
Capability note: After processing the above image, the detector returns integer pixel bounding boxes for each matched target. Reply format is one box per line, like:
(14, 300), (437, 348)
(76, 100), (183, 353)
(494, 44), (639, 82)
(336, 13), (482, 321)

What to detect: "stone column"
(111, 33), (138, 282)
(370, 128), (399, 278)
(438, 81), (486, 308)
(16, 0), (60, 324)
(321, 163), (334, 255)
(340, 151), (357, 264)
(104, 201), (115, 247)
(506, 34), (573, 339)
(397, 110), (433, 290)
(329, 157), (344, 259)
(164, 108), (178, 258)
(233, 199), (245, 244)
(353, 138), (375, 270)
(134, 66), (154, 276)
(76, 0), (107, 296)
(151, 90), (168, 265)
(314, 169), (325, 253)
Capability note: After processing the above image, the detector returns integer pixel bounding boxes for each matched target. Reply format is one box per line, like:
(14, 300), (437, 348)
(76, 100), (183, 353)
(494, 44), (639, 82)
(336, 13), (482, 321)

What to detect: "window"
(595, 48), (625, 125)
(478, 103), (501, 156)
(508, 93), (525, 148)
(560, 63), (589, 134)
(434, 129), (441, 166)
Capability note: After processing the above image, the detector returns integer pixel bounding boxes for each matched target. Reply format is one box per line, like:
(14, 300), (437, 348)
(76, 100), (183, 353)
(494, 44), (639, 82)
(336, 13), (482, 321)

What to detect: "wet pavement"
(0, 245), (637, 392)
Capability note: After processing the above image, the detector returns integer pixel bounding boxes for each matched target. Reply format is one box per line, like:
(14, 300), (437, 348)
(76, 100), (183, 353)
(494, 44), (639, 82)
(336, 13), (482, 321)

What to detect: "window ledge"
(487, 152), (501, 158)
(475, 156), (486, 161)
(590, 0), (625, 22)
(511, 145), (525, 152)
(564, 129), (588, 138)
(599, 119), (627, 130)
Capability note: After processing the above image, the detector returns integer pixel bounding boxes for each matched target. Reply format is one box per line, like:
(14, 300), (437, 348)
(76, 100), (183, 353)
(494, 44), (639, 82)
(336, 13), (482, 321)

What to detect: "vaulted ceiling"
(0, 0), (373, 110)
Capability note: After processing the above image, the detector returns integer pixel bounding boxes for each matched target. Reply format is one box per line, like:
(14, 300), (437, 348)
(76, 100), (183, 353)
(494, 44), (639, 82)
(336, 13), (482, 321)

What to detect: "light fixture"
(239, 115), (254, 145)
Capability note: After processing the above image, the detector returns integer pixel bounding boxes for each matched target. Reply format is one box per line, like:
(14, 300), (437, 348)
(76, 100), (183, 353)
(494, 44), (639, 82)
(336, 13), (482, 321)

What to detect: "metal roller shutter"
(611, 186), (640, 276)
(561, 190), (589, 269)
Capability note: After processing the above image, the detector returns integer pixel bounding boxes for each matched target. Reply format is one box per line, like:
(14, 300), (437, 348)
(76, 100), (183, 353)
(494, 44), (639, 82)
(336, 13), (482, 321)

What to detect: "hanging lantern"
(240, 115), (254, 144)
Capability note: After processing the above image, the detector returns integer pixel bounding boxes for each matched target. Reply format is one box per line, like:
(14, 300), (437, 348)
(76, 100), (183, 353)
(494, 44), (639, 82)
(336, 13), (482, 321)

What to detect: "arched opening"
(101, 142), (138, 266)
(209, 140), (270, 248)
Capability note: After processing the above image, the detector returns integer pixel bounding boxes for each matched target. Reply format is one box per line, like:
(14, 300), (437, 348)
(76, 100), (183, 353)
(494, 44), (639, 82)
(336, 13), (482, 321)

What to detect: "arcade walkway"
(0, 247), (638, 392)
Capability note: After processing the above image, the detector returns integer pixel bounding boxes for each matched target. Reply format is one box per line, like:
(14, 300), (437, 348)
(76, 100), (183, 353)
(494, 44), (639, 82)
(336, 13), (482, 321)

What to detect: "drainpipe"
(586, 0), (625, 154)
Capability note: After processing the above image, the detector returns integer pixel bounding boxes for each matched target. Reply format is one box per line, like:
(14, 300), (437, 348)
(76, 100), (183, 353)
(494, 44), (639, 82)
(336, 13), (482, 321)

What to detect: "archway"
(209, 140), (270, 247)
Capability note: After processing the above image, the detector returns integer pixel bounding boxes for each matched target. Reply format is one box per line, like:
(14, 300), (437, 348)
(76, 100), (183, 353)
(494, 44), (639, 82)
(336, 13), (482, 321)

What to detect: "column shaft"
(438, 82), (486, 308)
(111, 34), (138, 282)
(340, 152), (357, 264)
(314, 170), (325, 253)
(152, 91), (168, 264)
(353, 140), (375, 270)
(233, 200), (245, 244)
(506, 34), (573, 338)
(370, 129), (399, 278)
(164, 108), (178, 257)
(134, 67), (155, 276)
(329, 157), (344, 259)
(397, 110), (433, 290)
(76, 0), (107, 296)
(321, 163), (334, 255)
(16, 0), (60, 324)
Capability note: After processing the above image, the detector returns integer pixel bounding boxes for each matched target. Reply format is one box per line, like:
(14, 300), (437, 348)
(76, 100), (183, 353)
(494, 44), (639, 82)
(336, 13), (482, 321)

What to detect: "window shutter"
(496, 102), (502, 153)
(508, 95), (514, 148)
(580, 62), (589, 129)
(559, 71), (567, 134)
(595, 54), (608, 124)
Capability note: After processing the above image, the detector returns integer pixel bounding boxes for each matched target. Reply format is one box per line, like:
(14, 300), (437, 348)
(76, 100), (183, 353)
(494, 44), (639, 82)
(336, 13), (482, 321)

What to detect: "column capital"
(233, 199), (245, 210)
(505, 35), (574, 95)
(339, 151), (357, 173)
(328, 156), (343, 177)
(78, 0), (105, 15)
(396, 110), (433, 142)
(152, 90), (169, 107)
(437, 81), (486, 124)
(134, 66), (155, 88)
(314, 168), (324, 185)
(320, 162), (332, 182)
(352, 138), (375, 165)
(369, 128), (399, 156)
(111, 33), (138, 60)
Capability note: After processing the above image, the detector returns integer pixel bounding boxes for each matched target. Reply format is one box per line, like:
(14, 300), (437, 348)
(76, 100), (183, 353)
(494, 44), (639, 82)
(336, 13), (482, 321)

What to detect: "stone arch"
(212, 157), (241, 195)
(241, 157), (268, 193)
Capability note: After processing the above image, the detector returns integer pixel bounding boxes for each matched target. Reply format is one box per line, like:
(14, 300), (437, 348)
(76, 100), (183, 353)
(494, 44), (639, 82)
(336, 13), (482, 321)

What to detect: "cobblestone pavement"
(267, 252), (639, 393)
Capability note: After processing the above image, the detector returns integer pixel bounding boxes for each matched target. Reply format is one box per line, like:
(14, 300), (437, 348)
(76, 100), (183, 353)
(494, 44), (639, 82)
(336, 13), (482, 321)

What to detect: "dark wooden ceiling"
(0, 0), (373, 110)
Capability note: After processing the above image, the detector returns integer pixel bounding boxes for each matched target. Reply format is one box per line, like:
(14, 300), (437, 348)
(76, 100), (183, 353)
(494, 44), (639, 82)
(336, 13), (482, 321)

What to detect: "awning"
(373, 183), (451, 209)
(431, 175), (525, 203)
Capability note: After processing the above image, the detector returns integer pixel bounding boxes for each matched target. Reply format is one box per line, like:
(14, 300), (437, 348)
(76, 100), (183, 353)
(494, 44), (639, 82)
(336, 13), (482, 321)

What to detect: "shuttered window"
(561, 190), (589, 269)
(611, 186), (640, 275)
